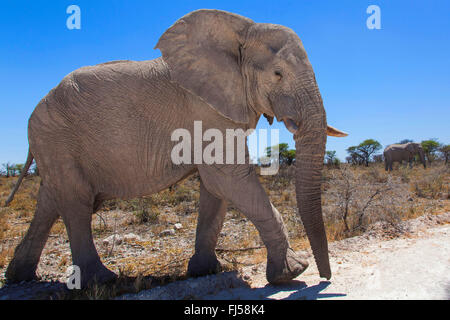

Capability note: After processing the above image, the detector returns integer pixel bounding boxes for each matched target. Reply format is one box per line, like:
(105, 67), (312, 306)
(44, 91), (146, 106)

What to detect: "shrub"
(134, 206), (160, 224)
(412, 167), (448, 199)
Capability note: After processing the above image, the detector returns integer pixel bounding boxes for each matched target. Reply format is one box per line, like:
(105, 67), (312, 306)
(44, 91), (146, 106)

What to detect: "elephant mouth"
(282, 118), (299, 134)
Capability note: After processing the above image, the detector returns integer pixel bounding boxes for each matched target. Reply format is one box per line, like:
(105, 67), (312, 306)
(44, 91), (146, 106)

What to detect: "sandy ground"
(119, 214), (450, 300)
(231, 225), (450, 300)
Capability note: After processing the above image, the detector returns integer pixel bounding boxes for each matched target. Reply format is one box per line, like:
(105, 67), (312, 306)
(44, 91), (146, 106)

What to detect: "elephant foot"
(78, 262), (117, 288)
(266, 248), (309, 284)
(5, 260), (39, 284)
(187, 252), (222, 277)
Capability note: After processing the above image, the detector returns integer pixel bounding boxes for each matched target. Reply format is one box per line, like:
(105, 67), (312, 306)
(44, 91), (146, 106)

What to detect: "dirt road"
(223, 224), (450, 300)
(119, 215), (450, 300)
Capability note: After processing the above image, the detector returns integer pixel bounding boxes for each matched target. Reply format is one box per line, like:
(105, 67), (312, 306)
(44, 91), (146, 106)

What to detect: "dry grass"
(0, 162), (448, 298)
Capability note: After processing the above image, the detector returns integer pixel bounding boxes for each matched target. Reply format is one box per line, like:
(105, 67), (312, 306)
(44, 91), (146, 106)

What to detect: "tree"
(398, 139), (413, 144)
(346, 146), (364, 165)
(421, 139), (441, 164)
(325, 150), (340, 167)
(438, 144), (450, 164)
(265, 143), (295, 166)
(373, 154), (384, 163)
(14, 163), (24, 175)
(346, 139), (382, 166)
(355, 139), (382, 166)
(2, 163), (16, 177)
(283, 149), (296, 166)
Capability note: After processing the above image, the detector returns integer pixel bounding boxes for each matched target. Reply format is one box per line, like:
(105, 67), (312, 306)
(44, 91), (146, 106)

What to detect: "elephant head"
(156, 9), (347, 279)
(406, 143), (426, 168)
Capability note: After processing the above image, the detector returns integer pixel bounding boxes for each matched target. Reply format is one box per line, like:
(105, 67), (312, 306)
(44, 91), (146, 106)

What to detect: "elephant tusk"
(327, 125), (348, 137)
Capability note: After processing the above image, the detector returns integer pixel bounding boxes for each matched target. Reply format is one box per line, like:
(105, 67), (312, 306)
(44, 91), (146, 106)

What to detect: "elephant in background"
(4, 9), (347, 287)
(384, 142), (426, 171)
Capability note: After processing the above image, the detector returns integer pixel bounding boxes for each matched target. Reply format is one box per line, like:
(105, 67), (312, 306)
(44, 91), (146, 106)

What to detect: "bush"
(323, 165), (410, 236)
(412, 167), (448, 199)
(134, 206), (160, 224)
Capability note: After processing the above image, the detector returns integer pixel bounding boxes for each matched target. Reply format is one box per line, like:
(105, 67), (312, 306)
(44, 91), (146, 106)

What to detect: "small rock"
(159, 229), (175, 237)
(103, 235), (123, 246)
(124, 233), (141, 242)
(174, 223), (183, 230)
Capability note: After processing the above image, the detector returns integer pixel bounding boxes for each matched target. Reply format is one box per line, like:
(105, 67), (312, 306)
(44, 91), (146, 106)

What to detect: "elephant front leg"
(187, 181), (227, 277)
(198, 164), (309, 284)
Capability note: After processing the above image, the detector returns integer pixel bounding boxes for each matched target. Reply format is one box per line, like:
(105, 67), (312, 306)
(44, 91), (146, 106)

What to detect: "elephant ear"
(155, 9), (254, 123)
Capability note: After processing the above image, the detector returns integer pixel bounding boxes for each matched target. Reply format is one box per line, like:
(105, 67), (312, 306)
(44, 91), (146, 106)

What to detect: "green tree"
(2, 162), (15, 177)
(283, 149), (296, 166)
(398, 139), (413, 144)
(346, 146), (364, 165)
(356, 139), (382, 166)
(346, 139), (382, 166)
(421, 139), (441, 164)
(265, 143), (296, 166)
(14, 163), (25, 175)
(325, 150), (340, 167)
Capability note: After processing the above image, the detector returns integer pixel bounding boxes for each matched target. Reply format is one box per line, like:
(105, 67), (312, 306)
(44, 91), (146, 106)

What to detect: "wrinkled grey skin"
(5, 10), (347, 287)
(384, 142), (426, 171)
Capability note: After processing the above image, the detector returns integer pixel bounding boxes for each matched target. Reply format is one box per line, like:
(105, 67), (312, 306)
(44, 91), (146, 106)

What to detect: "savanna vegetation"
(0, 138), (448, 298)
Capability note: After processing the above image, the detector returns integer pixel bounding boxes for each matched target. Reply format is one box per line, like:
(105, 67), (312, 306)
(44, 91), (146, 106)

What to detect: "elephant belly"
(76, 141), (197, 200)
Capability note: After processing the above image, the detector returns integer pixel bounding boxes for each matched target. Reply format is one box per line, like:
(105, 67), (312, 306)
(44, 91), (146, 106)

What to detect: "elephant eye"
(274, 70), (282, 80)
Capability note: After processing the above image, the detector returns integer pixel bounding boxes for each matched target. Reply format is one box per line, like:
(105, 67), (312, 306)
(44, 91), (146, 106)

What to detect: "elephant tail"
(4, 150), (34, 207)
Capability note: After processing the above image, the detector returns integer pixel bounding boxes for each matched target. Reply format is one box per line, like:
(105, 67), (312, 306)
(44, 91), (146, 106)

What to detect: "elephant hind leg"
(52, 175), (116, 287)
(60, 200), (116, 287)
(6, 185), (59, 283)
(187, 180), (227, 277)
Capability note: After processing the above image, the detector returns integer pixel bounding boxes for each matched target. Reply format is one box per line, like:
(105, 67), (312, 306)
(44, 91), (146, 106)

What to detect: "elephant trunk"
(293, 87), (331, 279)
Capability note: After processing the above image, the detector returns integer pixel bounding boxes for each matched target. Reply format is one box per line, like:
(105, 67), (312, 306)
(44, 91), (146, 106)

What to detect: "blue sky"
(1, 0), (449, 164)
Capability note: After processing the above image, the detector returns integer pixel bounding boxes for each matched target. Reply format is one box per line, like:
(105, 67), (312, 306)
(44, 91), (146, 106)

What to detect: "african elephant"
(4, 9), (347, 287)
(384, 142), (426, 171)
